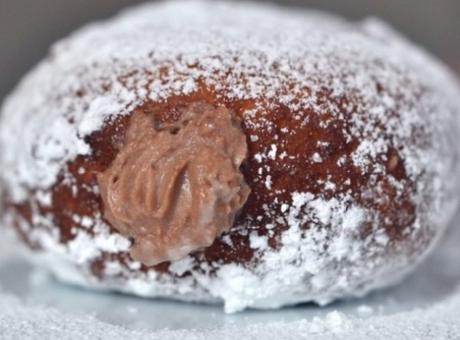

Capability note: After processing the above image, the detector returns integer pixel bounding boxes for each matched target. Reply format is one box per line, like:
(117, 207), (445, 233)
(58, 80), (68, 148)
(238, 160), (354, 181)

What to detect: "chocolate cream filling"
(97, 102), (250, 266)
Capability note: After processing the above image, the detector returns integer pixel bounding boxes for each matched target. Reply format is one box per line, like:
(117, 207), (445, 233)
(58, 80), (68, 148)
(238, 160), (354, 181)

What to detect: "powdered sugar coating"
(1, 1), (459, 313)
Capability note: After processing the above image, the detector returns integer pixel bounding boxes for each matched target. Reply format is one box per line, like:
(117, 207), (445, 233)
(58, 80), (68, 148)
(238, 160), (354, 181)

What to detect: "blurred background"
(0, 0), (459, 101)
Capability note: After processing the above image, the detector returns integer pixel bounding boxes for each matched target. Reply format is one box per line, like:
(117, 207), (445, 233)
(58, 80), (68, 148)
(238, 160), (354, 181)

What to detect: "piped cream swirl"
(98, 102), (250, 266)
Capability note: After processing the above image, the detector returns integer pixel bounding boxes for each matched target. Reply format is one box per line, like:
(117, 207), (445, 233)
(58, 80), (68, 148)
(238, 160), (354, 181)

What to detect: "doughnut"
(1, 1), (459, 313)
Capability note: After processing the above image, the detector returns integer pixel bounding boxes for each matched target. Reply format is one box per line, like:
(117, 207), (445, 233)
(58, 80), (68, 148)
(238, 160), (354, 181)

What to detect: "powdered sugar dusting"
(1, 0), (459, 313)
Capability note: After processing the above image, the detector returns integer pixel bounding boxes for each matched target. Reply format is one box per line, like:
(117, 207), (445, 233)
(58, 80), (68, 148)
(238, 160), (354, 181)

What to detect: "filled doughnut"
(1, 1), (459, 313)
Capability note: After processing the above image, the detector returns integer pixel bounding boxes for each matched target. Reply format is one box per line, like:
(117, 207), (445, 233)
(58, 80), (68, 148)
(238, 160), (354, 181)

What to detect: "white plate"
(1, 212), (460, 338)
